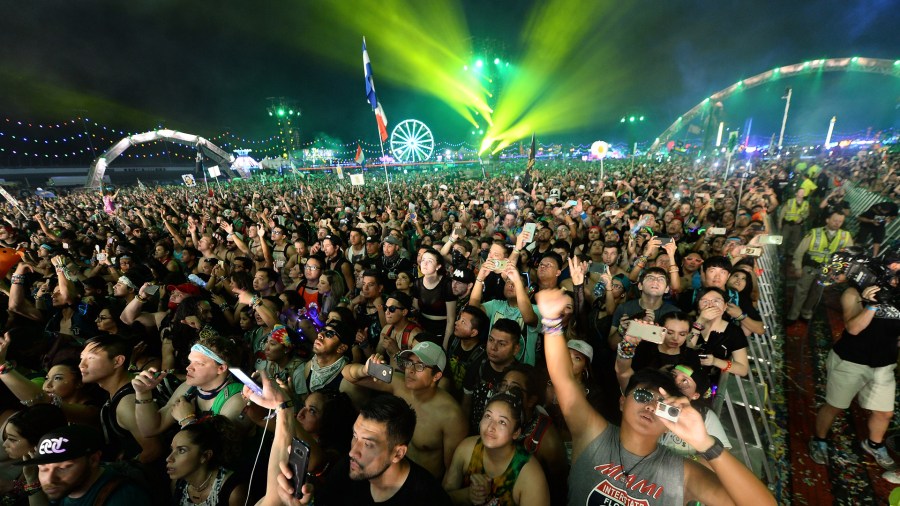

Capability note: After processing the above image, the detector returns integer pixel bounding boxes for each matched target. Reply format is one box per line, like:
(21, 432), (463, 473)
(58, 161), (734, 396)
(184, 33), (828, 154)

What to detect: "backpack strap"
(93, 475), (126, 506)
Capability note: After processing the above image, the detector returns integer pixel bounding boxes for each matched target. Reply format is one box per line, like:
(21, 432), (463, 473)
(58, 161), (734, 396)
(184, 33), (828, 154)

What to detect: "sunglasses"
(320, 329), (338, 339)
(631, 387), (664, 405)
(385, 305), (405, 313)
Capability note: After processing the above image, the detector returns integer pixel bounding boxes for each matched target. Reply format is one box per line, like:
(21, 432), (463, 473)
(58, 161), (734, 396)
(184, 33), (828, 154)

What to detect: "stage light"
(288, 110), (294, 115)
(277, 109), (285, 117)
(463, 65), (468, 71)
(620, 117), (625, 123)
(629, 116), (635, 122)
(851, 56), (859, 62)
(639, 116), (644, 121)
(475, 59), (483, 68)
(494, 58), (500, 65)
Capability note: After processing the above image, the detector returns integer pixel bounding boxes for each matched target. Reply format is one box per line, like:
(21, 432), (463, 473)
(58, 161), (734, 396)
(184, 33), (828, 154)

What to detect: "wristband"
(135, 397), (156, 405)
(275, 399), (294, 413)
(866, 306), (878, 312)
(691, 322), (705, 332)
(617, 340), (636, 360)
(178, 414), (196, 427)
(0, 360), (16, 375)
(735, 313), (747, 322)
(138, 294), (148, 302)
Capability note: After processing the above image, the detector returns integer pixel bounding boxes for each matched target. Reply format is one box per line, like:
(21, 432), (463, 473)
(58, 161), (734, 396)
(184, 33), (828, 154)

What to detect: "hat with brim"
(383, 236), (402, 246)
(398, 342), (446, 373)
(19, 425), (103, 466)
(567, 339), (594, 363)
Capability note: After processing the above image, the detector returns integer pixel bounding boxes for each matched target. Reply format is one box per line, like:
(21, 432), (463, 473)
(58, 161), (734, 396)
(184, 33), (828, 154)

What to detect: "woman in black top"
(690, 287), (750, 390)
(414, 248), (457, 347)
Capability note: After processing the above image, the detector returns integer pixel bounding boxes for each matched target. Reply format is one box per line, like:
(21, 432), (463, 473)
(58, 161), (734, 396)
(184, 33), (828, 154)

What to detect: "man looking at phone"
(608, 267), (679, 351)
(342, 342), (468, 479)
(470, 260), (540, 365)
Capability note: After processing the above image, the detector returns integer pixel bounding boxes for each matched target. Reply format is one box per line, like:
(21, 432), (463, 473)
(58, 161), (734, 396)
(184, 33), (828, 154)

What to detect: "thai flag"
(363, 37), (389, 142)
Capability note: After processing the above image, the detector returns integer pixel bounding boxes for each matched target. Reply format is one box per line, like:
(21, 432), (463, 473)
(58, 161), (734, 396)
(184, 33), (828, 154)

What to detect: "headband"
(190, 343), (225, 365)
(674, 364), (694, 377)
(117, 276), (136, 290)
(268, 326), (292, 349)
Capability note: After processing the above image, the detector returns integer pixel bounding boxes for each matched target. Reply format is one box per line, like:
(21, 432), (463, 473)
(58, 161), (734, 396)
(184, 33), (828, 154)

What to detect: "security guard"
(787, 208), (853, 323)
(778, 188), (810, 256)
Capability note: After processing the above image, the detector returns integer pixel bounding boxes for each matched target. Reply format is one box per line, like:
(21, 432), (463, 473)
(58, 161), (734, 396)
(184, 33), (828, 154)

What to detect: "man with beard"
(24, 425), (151, 505)
(322, 235), (355, 293)
(343, 342), (468, 479)
(315, 395), (451, 505)
(380, 236), (412, 293)
(303, 320), (354, 394)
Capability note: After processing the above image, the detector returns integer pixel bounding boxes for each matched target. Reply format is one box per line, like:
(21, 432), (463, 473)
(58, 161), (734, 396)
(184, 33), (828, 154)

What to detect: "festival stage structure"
(84, 129), (237, 189)
(650, 57), (900, 153)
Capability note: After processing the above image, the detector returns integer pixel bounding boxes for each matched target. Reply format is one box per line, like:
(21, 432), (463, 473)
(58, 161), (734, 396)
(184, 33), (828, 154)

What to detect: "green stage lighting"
(277, 108), (285, 117)
(494, 58), (500, 65)
(639, 116), (644, 121)
(475, 59), (483, 68)
(629, 116), (635, 122)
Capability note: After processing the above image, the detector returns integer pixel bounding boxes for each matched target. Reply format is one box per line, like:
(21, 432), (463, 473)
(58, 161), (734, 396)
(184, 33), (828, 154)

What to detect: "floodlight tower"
(266, 97), (301, 165)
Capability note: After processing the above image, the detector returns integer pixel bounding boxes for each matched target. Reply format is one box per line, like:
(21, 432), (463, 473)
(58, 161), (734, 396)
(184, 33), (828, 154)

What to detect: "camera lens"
(667, 406), (679, 417)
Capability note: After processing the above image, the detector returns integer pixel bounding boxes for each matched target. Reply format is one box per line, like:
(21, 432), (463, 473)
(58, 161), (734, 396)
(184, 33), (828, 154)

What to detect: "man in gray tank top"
(536, 272), (775, 506)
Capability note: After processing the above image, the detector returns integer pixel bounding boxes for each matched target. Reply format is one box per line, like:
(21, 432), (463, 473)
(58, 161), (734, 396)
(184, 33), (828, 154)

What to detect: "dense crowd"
(0, 149), (897, 505)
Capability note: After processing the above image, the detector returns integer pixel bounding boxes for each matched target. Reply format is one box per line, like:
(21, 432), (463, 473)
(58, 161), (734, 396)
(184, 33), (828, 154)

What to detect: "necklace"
(617, 441), (653, 478)
(187, 471), (213, 501)
(197, 376), (230, 400)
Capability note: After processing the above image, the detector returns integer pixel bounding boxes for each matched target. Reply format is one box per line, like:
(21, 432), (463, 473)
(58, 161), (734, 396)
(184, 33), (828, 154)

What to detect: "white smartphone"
(759, 235), (783, 245)
(229, 368), (263, 396)
(709, 228), (727, 236)
(144, 284), (160, 295)
(522, 223), (537, 242)
(627, 321), (665, 344)
(738, 246), (763, 257)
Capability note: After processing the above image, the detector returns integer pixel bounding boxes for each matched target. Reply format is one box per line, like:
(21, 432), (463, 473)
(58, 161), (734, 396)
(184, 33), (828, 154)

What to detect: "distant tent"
(230, 154), (261, 178)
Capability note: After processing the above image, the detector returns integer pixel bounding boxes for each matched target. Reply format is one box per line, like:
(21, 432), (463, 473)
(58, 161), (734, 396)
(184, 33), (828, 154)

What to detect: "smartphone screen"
(228, 367), (263, 396)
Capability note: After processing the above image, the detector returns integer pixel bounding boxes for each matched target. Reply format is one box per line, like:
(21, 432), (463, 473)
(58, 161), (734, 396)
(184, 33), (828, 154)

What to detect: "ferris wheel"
(390, 119), (434, 163)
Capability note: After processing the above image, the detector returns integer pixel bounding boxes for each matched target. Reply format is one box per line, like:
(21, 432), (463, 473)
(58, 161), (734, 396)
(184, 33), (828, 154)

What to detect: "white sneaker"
(883, 470), (900, 484)
(862, 439), (897, 470)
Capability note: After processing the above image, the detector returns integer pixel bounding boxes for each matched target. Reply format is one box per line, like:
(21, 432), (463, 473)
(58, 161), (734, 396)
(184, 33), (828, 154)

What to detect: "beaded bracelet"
(23, 482), (42, 495)
(721, 360), (733, 372)
(0, 360), (16, 375)
(541, 317), (564, 334)
(219, 302), (231, 312)
(10, 274), (25, 283)
(249, 295), (262, 309)
(617, 340), (636, 360)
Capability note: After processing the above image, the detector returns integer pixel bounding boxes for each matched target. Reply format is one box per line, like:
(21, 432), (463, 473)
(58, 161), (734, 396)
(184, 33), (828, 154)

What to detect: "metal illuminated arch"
(84, 129), (236, 189)
(650, 57), (900, 152)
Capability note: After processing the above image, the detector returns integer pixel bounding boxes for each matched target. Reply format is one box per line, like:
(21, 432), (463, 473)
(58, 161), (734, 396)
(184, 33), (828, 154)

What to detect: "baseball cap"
(450, 267), (475, 284)
(166, 283), (202, 297)
(19, 425), (103, 466)
(386, 292), (413, 310)
(383, 236), (402, 246)
(567, 340), (594, 363)
(324, 320), (355, 347)
(366, 236), (379, 243)
(398, 342), (447, 373)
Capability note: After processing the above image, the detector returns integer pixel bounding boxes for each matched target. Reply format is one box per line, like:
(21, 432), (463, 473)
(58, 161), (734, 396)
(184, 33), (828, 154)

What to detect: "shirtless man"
(343, 342), (468, 480)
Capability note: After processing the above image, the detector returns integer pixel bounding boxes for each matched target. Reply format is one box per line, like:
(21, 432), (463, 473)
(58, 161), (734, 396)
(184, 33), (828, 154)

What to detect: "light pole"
(777, 87), (792, 151)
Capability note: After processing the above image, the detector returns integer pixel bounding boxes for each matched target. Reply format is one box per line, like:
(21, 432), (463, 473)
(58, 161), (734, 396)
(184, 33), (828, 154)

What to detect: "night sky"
(1, 0), (898, 151)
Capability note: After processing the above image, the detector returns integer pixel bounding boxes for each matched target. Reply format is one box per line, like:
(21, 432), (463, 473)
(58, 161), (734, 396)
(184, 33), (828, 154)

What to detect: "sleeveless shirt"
(463, 439), (531, 506)
(569, 425), (684, 506)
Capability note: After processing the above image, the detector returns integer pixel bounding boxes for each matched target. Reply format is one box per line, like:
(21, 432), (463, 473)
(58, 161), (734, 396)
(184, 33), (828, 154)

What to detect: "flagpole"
(376, 134), (393, 205)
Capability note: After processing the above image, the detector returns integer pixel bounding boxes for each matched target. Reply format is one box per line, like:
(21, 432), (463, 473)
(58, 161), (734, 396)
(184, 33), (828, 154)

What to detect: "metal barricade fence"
(842, 182), (900, 255)
(714, 242), (783, 487)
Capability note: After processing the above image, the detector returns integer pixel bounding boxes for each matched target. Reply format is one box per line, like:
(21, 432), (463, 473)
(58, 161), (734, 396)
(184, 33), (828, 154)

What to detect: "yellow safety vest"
(784, 199), (808, 223)
(806, 228), (851, 264)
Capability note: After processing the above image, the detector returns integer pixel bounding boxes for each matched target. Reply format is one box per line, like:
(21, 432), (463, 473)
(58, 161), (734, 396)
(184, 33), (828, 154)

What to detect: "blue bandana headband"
(191, 343), (225, 365)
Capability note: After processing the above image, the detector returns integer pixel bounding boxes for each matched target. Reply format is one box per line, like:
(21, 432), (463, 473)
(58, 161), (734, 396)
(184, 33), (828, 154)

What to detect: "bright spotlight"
(639, 116), (644, 121)
(629, 116), (635, 122)
(494, 58), (500, 65)
(277, 109), (285, 117)
(475, 59), (483, 68)
(620, 117), (625, 123)
(463, 65), (468, 71)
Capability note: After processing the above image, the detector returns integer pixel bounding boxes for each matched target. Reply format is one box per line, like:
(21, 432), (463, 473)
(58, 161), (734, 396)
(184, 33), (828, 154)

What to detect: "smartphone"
(522, 223), (536, 242)
(738, 246), (763, 257)
(589, 262), (607, 273)
(627, 321), (665, 344)
(96, 252), (107, 262)
(603, 191), (616, 198)
(566, 200), (578, 207)
(62, 243), (69, 250)
(145, 284), (160, 295)
(492, 259), (509, 272)
(658, 237), (674, 246)
(758, 235), (783, 245)
(709, 228), (727, 236)
(187, 274), (208, 289)
(228, 367), (263, 396)
(366, 361), (393, 383)
(454, 224), (467, 238)
(288, 438), (310, 498)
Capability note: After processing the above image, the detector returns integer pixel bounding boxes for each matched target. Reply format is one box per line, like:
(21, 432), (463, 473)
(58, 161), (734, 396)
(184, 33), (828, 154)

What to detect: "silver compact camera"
(655, 401), (681, 422)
